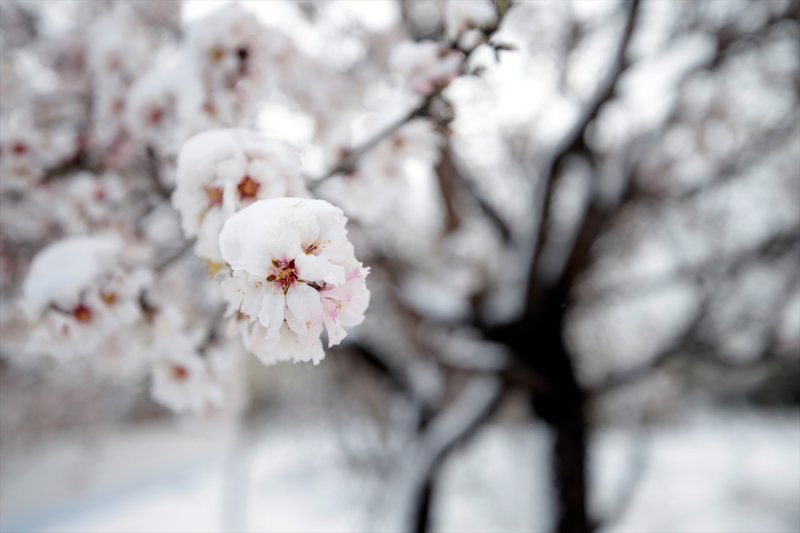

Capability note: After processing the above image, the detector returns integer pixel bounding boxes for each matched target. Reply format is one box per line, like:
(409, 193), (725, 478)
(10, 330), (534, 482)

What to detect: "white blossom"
(185, 5), (289, 122)
(173, 129), (308, 264)
(126, 66), (182, 148)
(0, 119), (43, 189)
(21, 235), (151, 360)
(151, 344), (223, 415)
(219, 198), (369, 365)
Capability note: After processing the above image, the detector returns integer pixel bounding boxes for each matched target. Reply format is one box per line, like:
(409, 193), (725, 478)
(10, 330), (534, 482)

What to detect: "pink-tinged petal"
(323, 312), (347, 347)
(286, 282), (323, 322)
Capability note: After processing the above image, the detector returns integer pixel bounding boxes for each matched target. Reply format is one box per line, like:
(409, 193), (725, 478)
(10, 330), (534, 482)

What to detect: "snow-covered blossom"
(173, 129), (308, 264)
(186, 5), (289, 122)
(390, 41), (464, 96)
(444, 0), (498, 41)
(21, 235), (151, 359)
(126, 67), (183, 148)
(219, 198), (369, 365)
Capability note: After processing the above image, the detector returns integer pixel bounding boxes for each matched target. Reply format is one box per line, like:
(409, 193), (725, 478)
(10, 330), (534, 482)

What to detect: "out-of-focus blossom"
(126, 67), (183, 149)
(21, 236), (152, 360)
(219, 198), (369, 365)
(186, 5), (289, 123)
(0, 122), (43, 190)
(151, 344), (223, 415)
(322, 118), (444, 221)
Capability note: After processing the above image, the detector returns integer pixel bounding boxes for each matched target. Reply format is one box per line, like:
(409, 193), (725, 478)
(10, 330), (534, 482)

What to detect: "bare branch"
(310, 5), (514, 192)
(589, 245), (799, 395)
(402, 374), (505, 533)
(145, 145), (173, 199)
(581, 228), (800, 313)
(153, 239), (194, 273)
(341, 340), (437, 425)
(523, 0), (641, 313)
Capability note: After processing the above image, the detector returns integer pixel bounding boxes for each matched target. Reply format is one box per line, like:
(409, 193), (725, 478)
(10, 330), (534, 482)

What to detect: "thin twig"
(309, 98), (431, 191)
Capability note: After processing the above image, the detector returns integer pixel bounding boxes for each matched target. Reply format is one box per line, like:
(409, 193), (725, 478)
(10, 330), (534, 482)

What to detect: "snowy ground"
(1, 408), (798, 533)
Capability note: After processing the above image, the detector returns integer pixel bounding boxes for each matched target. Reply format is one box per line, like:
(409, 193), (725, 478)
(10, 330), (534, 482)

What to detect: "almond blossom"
(143, 301), (226, 415)
(185, 5), (289, 123)
(173, 128), (308, 264)
(21, 235), (152, 360)
(151, 344), (223, 415)
(218, 198), (369, 365)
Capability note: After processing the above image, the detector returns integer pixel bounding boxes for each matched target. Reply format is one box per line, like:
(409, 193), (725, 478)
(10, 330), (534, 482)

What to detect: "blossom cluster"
(21, 236), (148, 361)
(4, 0), (503, 418)
(19, 235), (235, 416)
(172, 129), (369, 366)
(219, 198), (369, 365)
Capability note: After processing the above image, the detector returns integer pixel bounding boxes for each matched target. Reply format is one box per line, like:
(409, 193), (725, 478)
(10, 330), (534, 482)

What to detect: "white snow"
(1, 408), (797, 533)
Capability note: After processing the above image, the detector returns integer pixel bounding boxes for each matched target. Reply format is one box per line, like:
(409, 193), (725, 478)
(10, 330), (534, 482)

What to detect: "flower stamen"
(237, 176), (260, 200)
(72, 304), (92, 323)
(205, 186), (224, 207)
(171, 365), (190, 381)
(267, 258), (298, 292)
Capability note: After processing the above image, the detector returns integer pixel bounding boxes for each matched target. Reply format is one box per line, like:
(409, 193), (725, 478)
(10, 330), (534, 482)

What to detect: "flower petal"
(286, 282), (323, 322)
(257, 286), (285, 336)
(295, 253), (345, 286)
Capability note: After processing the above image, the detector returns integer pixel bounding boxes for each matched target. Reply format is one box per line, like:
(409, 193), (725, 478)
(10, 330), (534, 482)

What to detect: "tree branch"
(523, 0), (641, 315)
(402, 374), (505, 533)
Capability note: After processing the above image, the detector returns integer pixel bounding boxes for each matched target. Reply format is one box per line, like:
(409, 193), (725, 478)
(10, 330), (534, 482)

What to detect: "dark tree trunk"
(512, 293), (591, 533)
(547, 372), (589, 533)
(412, 477), (435, 533)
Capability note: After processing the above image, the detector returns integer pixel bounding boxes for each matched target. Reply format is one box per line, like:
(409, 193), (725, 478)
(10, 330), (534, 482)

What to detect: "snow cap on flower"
(219, 198), (369, 365)
(22, 235), (123, 321)
(173, 128), (307, 263)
